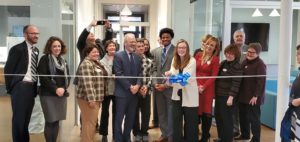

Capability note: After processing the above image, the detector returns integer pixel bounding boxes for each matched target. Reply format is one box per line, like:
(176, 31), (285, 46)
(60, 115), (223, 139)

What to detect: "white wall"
(157, 0), (172, 36)
(76, 0), (94, 39)
(172, 0), (194, 47)
(232, 8), (298, 70)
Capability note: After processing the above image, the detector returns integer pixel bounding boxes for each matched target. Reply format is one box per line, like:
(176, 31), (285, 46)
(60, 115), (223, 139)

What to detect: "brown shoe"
(148, 125), (159, 129)
(153, 137), (168, 142)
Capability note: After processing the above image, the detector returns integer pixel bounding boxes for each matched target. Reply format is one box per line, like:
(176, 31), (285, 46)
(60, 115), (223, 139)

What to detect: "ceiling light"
(252, 8), (263, 17)
(120, 5), (132, 16)
(61, 3), (73, 14)
(269, 9), (280, 17)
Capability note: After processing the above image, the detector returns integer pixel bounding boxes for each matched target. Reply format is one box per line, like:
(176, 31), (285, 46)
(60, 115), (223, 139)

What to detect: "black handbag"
(280, 106), (294, 142)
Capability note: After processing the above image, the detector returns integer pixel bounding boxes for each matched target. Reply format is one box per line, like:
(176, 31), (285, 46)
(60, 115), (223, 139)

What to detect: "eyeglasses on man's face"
(27, 32), (40, 36)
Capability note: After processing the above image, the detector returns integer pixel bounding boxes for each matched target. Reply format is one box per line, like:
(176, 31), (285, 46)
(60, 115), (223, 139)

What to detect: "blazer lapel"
(123, 51), (130, 63)
(22, 41), (29, 64)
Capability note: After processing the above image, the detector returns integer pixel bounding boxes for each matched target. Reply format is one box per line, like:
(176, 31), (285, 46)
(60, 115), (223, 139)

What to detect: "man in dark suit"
(151, 28), (175, 142)
(4, 24), (40, 142)
(113, 33), (142, 142)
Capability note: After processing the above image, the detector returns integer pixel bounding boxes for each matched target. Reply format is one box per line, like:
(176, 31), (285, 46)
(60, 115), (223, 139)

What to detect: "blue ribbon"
(169, 73), (191, 86)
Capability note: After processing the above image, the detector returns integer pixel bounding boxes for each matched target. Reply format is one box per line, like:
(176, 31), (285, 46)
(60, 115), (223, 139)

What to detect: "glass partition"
(0, 0), (76, 74)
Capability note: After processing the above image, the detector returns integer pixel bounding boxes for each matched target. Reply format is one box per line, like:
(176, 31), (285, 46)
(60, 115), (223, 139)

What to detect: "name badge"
(222, 68), (227, 72)
(95, 68), (101, 73)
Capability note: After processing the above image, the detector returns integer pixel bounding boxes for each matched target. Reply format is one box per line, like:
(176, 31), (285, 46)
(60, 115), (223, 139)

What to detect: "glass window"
(0, 0), (76, 74)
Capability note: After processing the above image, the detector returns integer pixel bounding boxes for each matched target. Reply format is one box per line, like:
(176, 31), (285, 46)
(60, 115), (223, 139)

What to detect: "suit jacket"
(38, 54), (70, 97)
(76, 57), (106, 102)
(4, 41), (39, 94)
(113, 51), (142, 98)
(151, 44), (175, 85)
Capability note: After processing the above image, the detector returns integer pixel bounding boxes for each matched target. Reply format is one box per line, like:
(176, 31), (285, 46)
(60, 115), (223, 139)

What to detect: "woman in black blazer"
(38, 36), (70, 142)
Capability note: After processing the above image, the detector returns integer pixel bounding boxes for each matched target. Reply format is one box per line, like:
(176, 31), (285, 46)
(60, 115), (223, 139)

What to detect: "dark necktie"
(129, 53), (134, 74)
(161, 47), (167, 66)
(31, 47), (38, 82)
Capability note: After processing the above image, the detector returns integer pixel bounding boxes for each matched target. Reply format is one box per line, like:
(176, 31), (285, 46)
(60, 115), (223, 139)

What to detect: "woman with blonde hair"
(195, 36), (220, 142)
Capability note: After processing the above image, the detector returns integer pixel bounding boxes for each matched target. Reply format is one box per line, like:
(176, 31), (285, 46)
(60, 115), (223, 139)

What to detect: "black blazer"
(113, 51), (142, 98)
(4, 41), (39, 94)
(38, 55), (70, 96)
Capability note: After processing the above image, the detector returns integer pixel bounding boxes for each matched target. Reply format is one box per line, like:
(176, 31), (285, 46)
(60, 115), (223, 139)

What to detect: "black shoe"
(213, 138), (221, 142)
(96, 124), (100, 132)
(102, 135), (108, 142)
(234, 136), (250, 140)
(233, 132), (240, 138)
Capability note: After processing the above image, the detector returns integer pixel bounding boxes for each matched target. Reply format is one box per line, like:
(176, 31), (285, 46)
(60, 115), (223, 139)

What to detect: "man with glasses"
(233, 30), (248, 63)
(4, 24), (40, 142)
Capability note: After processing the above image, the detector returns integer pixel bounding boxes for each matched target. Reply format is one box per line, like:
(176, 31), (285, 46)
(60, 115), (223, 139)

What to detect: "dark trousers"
(215, 96), (234, 142)
(239, 103), (261, 142)
(133, 94), (151, 136)
(233, 97), (240, 135)
(152, 92), (159, 126)
(200, 113), (212, 142)
(44, 121), (59, 142)
(11, 82), (36, 142)
(99, 95), (116, 136)
(114, 96), (138, 142)
(172, 100), (198, 142)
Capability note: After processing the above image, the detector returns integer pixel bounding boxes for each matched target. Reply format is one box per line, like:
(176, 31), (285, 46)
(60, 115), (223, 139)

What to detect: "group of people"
(3, 21), (300, 142)
(4, 25), (71, 142)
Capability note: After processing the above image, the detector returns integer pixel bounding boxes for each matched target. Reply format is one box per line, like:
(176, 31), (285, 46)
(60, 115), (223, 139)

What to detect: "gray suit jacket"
(151, 44), (175, 85)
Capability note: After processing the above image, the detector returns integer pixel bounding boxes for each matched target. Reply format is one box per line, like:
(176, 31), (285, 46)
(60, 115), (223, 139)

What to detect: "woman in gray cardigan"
(98, 40), (117, 142)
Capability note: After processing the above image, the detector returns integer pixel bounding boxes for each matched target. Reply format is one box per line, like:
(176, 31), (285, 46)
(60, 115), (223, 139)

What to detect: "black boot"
(200, 114), (212, 142)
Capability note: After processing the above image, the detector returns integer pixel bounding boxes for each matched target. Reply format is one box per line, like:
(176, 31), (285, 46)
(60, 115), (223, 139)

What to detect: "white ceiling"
(103, 4), (149, 14)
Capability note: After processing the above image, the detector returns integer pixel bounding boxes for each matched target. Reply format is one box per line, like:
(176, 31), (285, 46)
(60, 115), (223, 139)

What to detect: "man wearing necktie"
(113, 33), (142, 142)
(151, 28), (175, 142)
(4, 25), (40, 142)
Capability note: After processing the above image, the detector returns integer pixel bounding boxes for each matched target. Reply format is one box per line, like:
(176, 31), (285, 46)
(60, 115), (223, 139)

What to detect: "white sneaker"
(142, 135), (148, 141)
(133, 135), (142, 141)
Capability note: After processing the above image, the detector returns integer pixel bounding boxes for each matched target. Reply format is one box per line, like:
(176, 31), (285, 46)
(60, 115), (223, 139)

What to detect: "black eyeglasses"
(27, 33), (40, 35)
(247, 50), (256, 54)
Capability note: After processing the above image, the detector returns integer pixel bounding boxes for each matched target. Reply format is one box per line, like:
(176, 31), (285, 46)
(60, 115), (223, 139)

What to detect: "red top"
(195, 53), (220, 115)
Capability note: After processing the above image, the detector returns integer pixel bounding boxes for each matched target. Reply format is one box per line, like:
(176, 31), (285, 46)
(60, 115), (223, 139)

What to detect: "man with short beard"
(5, 24), (40, 142)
